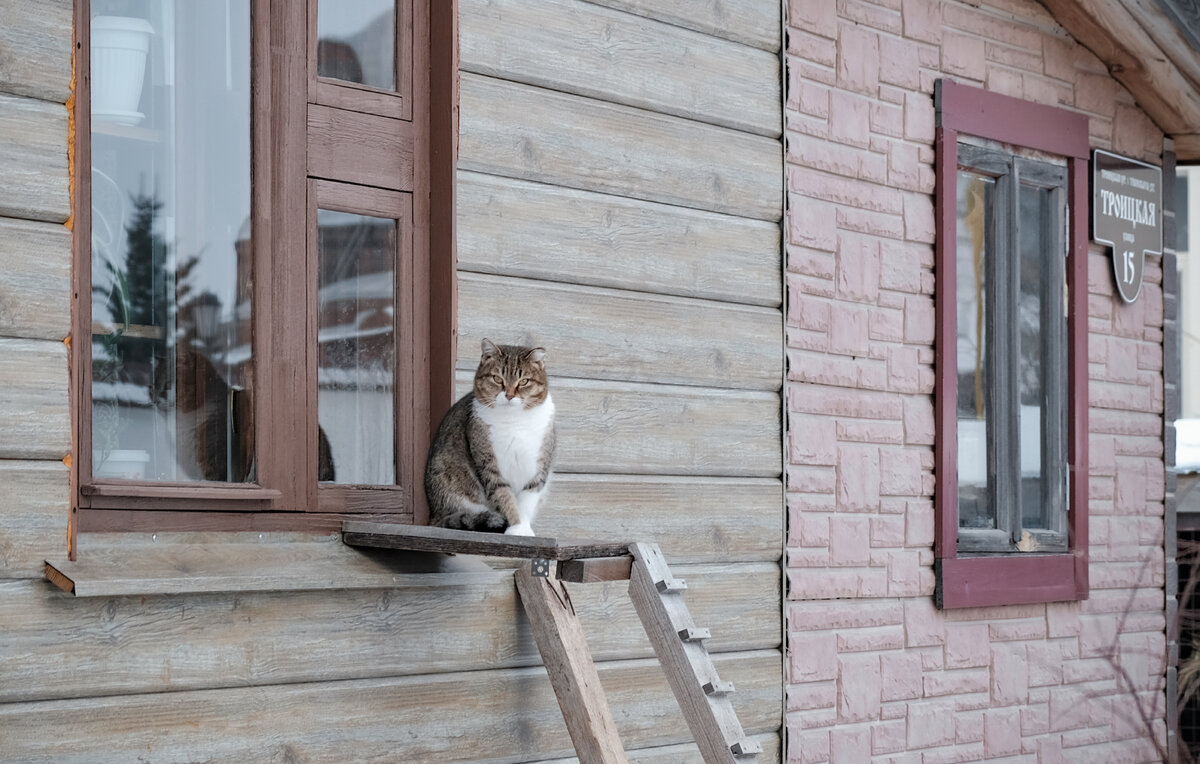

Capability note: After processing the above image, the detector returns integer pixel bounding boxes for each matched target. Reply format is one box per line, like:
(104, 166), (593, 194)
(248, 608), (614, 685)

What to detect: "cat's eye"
(491, 375), (504, 385)
(518, 379), (530, 388)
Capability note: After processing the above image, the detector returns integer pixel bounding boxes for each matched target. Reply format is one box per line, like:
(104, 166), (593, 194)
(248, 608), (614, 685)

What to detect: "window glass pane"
(317, 210), (397, 485)
(1018, 182), (1059, 530)
(317, 0), (396, 91)
(956, 171), (994, 529)
(90, 1), (253, 482)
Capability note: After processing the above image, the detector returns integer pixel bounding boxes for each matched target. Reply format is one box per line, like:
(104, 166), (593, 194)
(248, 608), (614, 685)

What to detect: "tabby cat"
(425, 339), (556, 535)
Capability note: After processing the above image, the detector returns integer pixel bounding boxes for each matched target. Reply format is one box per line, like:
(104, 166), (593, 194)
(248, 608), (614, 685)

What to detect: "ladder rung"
(678, 627), (711, 642)
(731, 739), (762, 756)
(703, 680), (735, 696)
(655, 577), (687, 593)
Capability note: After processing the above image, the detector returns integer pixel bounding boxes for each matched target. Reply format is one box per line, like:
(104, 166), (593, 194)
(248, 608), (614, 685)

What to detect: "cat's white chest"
(474, 394), (554, 488)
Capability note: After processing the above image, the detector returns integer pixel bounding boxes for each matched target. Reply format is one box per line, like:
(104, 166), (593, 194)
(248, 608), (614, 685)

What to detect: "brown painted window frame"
(934, 79), (1090, 608)
(69, 0), (458, 551)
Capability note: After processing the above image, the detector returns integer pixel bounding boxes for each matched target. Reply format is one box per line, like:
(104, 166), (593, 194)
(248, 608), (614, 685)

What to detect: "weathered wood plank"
(584, 0), (780, 52)
(343, 520), (633, 561)
(1042, 0), (1200, 155)
(0, 0), (73, 103)
(457, 172), (781, 307)
(0, 460), (68, 579)
(0, 650), (780, 762)
(460, 0), (779, 137)
(455, 374), (782, 478)
(539, 475), (782, 564)
(537, 732), (780, 764)
(0, 93), (70, 223)
(516, 566), (629, 763)
(46, 536), (504, 596)
(628, 543), (759, 763)
(0, 338), (69, 459)
(2, 561), (779, 702)
(559, 556), (634, 583)
(459, 73), (782, 221)
(0, 217), (71, 340)
(458, 273), (782, 391)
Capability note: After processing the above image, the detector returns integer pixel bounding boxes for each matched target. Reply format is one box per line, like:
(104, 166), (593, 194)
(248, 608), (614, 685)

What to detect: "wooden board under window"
(0, 650), (780, 760)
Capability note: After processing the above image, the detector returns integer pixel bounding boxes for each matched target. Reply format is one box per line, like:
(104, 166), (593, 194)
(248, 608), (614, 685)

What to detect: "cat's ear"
(481, 338), (499, 359)
(525, 347), (546, 368)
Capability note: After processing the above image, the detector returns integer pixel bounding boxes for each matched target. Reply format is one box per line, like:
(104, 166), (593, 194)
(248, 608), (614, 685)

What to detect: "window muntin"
(953, 145), (1068, 554)
(88, 1), (253, 484)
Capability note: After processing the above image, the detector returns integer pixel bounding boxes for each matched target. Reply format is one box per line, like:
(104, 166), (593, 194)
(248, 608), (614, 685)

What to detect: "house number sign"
(1092, 148), (1162, 303)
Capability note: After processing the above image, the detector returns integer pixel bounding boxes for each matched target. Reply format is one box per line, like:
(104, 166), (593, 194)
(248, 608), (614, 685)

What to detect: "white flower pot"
(91, 16), (153, 126)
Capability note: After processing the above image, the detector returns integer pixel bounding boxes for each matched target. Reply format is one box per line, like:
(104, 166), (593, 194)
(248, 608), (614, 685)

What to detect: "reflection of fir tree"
(118, 193), (169, 330)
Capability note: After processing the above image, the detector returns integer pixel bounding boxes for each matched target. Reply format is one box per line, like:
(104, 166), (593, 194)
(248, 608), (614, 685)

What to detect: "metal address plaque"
(1092, 149), (1163, 303)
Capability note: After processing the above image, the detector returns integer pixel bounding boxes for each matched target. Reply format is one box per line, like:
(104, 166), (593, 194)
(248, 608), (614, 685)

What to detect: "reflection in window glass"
(1018, 182), (1057, 531)
(317, 0), (395, 91)
(90, 1), (253, 483)
(956, 172), (994, 529)
(317, 210), (397, 485)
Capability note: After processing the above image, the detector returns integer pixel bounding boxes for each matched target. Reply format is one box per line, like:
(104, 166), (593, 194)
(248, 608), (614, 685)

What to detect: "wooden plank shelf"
(341, 519), (634, 561)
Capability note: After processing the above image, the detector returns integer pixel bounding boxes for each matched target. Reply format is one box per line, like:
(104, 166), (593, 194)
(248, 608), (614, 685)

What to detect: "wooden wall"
(455, 0), (785, 757)
(0, 0), (783, 760)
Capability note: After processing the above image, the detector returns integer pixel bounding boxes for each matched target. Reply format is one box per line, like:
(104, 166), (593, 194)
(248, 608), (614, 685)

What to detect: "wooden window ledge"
(44, 533), (504, 597)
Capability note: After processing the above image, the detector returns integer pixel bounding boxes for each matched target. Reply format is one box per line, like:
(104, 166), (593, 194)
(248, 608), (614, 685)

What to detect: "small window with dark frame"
(954, 146), (1069, 554)
(934, 79), (1089, 608)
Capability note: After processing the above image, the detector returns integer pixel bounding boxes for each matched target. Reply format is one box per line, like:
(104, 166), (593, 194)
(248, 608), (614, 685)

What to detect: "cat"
(424, 338), (556, 535)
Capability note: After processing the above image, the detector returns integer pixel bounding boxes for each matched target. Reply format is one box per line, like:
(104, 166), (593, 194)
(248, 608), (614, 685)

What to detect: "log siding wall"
(784, 0), (1169, 760)
(0, 0), (785, 761)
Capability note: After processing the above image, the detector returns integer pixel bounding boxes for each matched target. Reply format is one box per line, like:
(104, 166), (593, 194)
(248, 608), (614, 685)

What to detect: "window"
(71, 0), (456, 543)
(934, 80), (1089, 608)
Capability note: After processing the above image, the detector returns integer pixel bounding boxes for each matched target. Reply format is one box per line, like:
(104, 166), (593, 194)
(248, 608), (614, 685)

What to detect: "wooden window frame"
(69, 0), (458, 549)
(934, 79), (1090, 608)
(953, 146), (1069, 555)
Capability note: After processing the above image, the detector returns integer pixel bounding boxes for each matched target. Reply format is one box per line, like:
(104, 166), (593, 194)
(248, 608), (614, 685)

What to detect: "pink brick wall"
(784, 0), (1168, 760)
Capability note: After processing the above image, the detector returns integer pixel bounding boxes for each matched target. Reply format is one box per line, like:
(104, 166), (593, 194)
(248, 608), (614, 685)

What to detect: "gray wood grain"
(0, 0), (72, 103)
(457, 273), (783, 391)
(459, 73), (782, 221)
(539, 474), (782, 564)
(0, 650), (780, 762)
(0, 217), (71, 340)
(4, 562), (779, 702)
(0, 94), (70, 223)
(454, 373), (782, 477)
(0, 460), (68, 579)
(457, 172), (781, 307)
(584, 0), (780, 51)
(515, 566), (630, 763)
(0, 338), (69, 459)
(460, 0), (779, 137)
(534, 732), (780, 763)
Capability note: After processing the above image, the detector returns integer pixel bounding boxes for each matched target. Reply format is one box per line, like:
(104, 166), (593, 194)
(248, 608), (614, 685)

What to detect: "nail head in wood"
(530, 558), (551, 578)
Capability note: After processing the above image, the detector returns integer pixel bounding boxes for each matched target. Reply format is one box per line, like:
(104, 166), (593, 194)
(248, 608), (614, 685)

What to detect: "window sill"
(45, 532), (503, 597)
(935, 553), (1087, 609)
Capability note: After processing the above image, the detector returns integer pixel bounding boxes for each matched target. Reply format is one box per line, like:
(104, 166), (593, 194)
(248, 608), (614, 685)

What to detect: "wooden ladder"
(342, 521), (762, 764)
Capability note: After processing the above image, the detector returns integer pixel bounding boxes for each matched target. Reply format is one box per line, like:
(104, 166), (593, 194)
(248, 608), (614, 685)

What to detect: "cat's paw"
(471, 510), (509, 533)
(504, 523), (534, 536)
